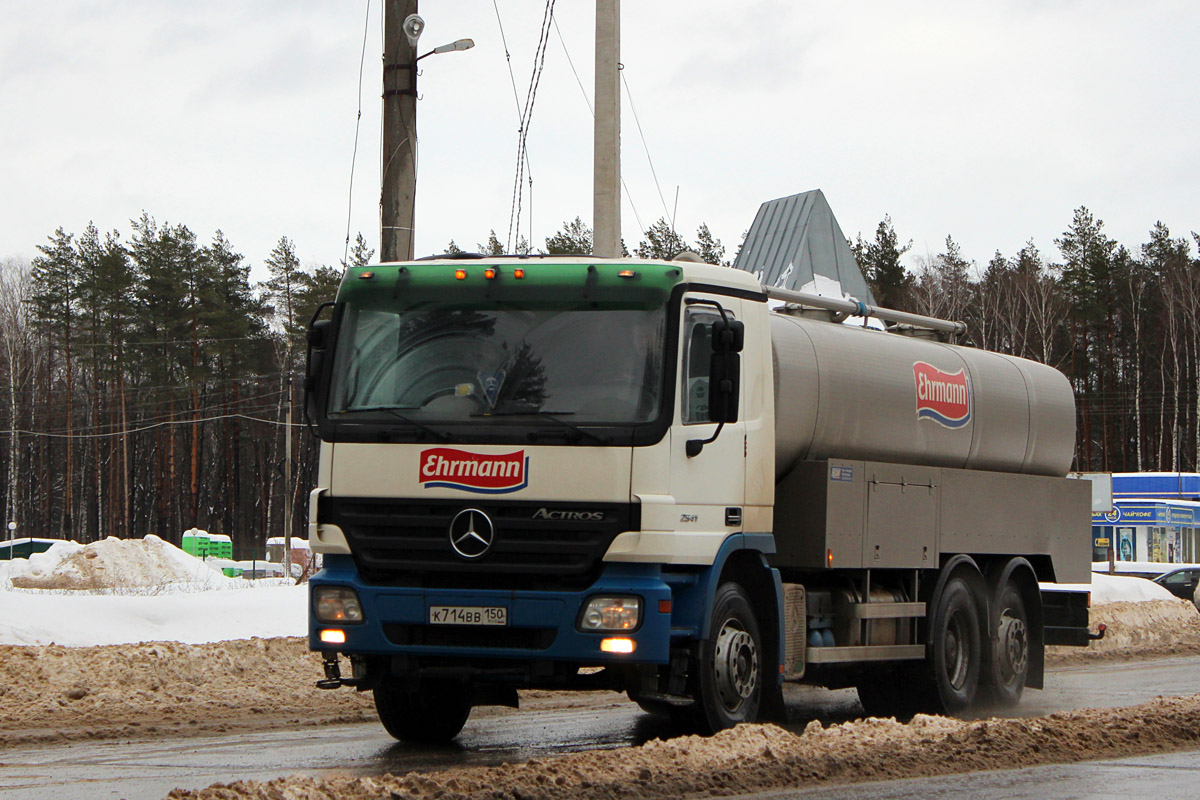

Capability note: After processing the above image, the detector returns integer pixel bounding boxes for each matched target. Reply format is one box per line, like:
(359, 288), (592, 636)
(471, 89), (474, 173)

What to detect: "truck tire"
(692, 582), (763, 733)
(373, 678), (472, 744)
(928, 574), (982, 714)
(979, 581), (1029, 708)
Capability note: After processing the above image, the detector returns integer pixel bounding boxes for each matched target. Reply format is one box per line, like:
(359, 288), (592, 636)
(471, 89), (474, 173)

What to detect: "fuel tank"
(770, 312), (1076, 479)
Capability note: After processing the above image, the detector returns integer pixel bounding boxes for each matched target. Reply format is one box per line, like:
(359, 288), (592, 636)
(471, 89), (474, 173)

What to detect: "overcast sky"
(2, 1), (1197, 282)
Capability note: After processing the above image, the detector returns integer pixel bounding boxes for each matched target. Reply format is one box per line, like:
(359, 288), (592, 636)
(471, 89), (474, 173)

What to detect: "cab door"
(667, 294), (747, 542)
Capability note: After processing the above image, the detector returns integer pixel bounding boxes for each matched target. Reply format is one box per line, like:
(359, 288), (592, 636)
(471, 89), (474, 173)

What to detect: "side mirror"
(707, 318), (742, 423)
(707, 348), (740, 424)
(711, 318), (744, 353)
(304, 303), (337, 432)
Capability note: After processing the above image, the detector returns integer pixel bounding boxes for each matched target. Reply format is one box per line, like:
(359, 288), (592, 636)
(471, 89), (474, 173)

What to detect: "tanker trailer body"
(303, 257), (1095, 742)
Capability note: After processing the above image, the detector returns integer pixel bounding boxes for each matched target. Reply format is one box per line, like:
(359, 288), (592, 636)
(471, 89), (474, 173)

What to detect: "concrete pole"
(381, 0), (419, 262)
(593, 0), (621, 258)
(284, 374), (293, 580)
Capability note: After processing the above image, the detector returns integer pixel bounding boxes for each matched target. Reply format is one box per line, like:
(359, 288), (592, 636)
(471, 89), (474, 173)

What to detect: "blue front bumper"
(308, 555), (674, 665)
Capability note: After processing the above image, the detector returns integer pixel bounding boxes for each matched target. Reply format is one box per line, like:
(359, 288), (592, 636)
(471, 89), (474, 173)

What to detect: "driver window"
(682, 308), (722, 424)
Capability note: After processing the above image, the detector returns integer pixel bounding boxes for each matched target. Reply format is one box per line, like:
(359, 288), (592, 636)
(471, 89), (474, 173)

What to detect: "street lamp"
(380, 13), (476, 263)
(418, 38), (475, 61)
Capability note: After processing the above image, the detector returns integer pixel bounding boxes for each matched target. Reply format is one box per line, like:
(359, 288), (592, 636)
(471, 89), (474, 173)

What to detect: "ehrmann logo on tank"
(912, 362), (972, 429)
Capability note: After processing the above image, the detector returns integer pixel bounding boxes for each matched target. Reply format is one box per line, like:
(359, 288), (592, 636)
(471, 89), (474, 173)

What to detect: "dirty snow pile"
(0, 536), (305, 647)
(3, 535), (238, 591)
(166, 696), (1200, 800)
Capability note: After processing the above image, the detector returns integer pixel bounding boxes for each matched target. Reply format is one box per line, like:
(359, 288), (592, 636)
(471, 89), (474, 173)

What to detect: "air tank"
(770, 312), (1076, 479)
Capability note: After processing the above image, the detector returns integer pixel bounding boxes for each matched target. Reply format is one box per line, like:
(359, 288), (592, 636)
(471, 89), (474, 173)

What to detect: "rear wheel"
(691, 583), (764, 733)
(374, 678), (472, 744)
(980, 581), (1029, 708)
(928, 574), (982, 714)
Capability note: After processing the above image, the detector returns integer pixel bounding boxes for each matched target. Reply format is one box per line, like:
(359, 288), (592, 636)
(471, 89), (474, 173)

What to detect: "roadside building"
(1092, 472), (1200, 569)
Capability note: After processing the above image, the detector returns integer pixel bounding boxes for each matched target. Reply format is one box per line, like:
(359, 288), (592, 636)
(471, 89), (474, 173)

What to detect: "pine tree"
(29, 227), (79, 537)
(694, 224), (726, 266)
(263, 236), (306, 343)
(861, 216), (913, 310)
(545, 217), (592, 255)
(477, 230), (505, 256)
(635, 218), (688, 260)
(342, 232), (375, 269)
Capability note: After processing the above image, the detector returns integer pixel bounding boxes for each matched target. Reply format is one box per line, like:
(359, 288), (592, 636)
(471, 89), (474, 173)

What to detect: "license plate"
(428, 605), (508, 626)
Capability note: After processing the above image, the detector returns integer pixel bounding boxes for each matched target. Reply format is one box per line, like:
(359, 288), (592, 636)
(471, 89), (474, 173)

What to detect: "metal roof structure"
(732, 189), (875, 304)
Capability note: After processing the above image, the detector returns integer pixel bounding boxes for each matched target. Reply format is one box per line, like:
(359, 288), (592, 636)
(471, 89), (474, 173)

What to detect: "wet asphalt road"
(732, 750), (1200, 800)
(3, 656), (1199, 800)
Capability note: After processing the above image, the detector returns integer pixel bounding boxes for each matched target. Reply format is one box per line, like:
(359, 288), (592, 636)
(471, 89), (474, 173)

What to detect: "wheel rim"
(997, 611), (1028, 684)
(713, 619), (758, 711)
(944, 609), (970, 691)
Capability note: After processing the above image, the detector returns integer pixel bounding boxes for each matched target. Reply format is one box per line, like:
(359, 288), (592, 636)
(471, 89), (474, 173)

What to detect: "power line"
(344, 0), (374, 266)
(621, 69), (673, 228)
(506, 0), (555, 253)
(550, 16), (645, 238)
(2, 411), (303, 441)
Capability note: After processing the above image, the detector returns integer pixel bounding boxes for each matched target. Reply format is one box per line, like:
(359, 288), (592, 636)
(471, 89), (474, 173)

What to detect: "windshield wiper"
(473, 410), (609, 445)
(334, 407), (454, 442)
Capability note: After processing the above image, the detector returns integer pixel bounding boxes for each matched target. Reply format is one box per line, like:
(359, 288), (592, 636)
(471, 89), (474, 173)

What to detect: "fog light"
(314, 587), (365, 624)
(600, 637), (636, 654)
(578, 596), (641, 631)
(319, 629), (346, 645)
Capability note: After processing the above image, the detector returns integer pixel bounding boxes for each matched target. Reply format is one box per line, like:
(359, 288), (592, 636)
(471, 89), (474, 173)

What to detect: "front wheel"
(374, 678), (472, 744)
(693, 583), (764, 733)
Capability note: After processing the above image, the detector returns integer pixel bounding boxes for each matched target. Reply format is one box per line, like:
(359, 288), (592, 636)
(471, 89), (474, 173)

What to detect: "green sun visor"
(338, 261), (683, 311)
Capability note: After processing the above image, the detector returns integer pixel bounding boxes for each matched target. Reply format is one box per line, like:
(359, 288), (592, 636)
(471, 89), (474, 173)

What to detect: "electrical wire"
(2, 411), (304, 441)
(493, 1), (526, 119)
(344, 0), (373, 266)
(550, 16), (645, 241)
(494, 1), (537, 254)
(621, 69), (673, 228)
(506, 0), (555, 253)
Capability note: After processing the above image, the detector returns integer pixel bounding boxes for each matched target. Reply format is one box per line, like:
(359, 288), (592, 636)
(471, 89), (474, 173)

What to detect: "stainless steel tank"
(770, 312), (1076, 478)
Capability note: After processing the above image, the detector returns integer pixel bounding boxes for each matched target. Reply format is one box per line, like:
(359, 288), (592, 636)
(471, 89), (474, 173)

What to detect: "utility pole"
(593, 0), (621, 258)
(381, 0), (420, 262)
(284, 373), (293, 580)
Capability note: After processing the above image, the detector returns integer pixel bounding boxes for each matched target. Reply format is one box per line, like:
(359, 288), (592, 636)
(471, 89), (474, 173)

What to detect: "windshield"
(328, 303), (667, 425)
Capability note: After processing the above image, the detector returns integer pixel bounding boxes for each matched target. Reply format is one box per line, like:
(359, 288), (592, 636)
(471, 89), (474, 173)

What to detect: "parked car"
(1152, 567), (1200, 609)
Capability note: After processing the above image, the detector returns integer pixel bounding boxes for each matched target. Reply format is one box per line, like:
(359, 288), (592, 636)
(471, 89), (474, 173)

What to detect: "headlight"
(578, 596), (641, 631)
(313, 587), (365, 624)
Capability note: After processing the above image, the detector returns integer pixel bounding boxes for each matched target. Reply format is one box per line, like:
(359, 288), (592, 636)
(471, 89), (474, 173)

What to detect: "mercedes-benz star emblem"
(449, 508), (495, 559)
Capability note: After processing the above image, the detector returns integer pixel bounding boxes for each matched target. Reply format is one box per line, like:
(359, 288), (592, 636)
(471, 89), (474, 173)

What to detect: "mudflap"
(1041, 588), (1092, 647)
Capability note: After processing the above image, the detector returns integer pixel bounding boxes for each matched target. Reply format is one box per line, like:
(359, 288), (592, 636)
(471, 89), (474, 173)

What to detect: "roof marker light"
(358, 271), (375, 280)
(484, 268), (497, 280)
(454, 269), (467, 280)
(513, 268), (525, 279)
(618, 269), (636, 278)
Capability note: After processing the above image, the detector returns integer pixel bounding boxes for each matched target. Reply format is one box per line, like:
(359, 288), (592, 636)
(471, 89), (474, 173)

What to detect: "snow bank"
(0, 534), (308, 646)
(0, 584), (307, 646)
(1093, 560), (1200, 577)
(1042, 571), (1176, 604)
(4, 534), (239, 591)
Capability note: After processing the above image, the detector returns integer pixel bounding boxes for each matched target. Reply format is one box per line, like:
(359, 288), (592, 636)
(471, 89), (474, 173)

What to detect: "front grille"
(383, 624), (557, 650)
(322, 497), (636, 590)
